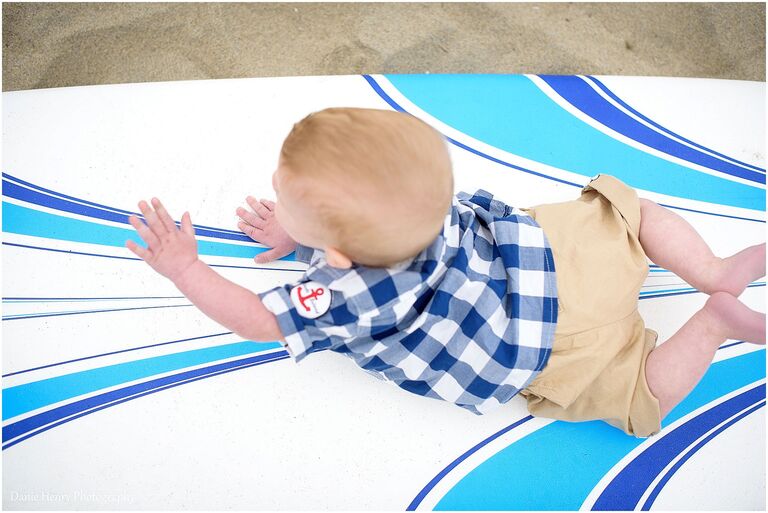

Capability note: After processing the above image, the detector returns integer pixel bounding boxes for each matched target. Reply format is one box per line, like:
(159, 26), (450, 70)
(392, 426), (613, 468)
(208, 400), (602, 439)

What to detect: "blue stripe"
(2, 351), (290, 449)
(406, 340), (752, 509)
(592, 384), (766, 510)
(2, 201), (280, 260)
(432, 349), (765, 510)
(2, 241), (302, 271)
(640, 286), (696, 296)
(641, 282), (686, 289)
(406, 415), (535, 510)
(2, 332), (233, 378)
(641, 290), (708, 300)
(2, 341), (282, 420)
(2, 303), (192, 321)
(585, 76), (766, 174)
(638, 282), (764, 301)
(380, 74), (764, 211)
(363, 75), (764, 224)
(445, 135), (583, 187)
(654, 201), (764, 224)
(2, 176), (252, 242)
(539, 75), (765, 184)
(3, 296), (185, 301)
(365, 73), (583, 189)
(642, 400), (765, 510)
(364, 74), (407, 112)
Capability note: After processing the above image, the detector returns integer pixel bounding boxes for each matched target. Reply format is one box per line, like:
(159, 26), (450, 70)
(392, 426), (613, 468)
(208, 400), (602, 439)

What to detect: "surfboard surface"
(2, 74), (765, 510)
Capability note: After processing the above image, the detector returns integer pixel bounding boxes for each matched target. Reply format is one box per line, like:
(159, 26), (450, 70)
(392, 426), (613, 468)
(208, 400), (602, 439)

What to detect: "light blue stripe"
(639, 287), (696, 296)
(434, 349), (765, 510)
(639, 282), (765, 297)
(384, 74), (765, 211)
(2, 202), (273, 260)
(2, 341), (282, 420)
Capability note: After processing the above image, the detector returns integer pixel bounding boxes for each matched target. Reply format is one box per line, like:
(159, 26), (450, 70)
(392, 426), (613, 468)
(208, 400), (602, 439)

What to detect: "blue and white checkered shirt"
(259, 190), (558, 414)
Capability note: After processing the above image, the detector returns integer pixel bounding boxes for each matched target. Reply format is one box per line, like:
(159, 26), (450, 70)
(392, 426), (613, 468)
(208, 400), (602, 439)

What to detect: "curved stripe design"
(647, 202), (764, 224)
(539, 75), (765, 184)
(641, 401), (764, 510)
(3, 296), (186, 301)
(412, 349), (764, 510)
(3, 173), (249, 241)
(364, 75), (583, 189)
(2, 350), (290, 450)
(592, 385), (765, 510)
(380, 74), (765, 211)
(2, 303), (193, 321)
(406, 415), (535, 511)
(639, 282), (764, 300)
(363, 76), (764, 224)
(585, 76), (766, 174)
(3, 201), (267, 259)
(3, 241), (302, 272)
(2, 341), (281, 420)
(2, 174), (296, 261)
(3, 332), (233, 378)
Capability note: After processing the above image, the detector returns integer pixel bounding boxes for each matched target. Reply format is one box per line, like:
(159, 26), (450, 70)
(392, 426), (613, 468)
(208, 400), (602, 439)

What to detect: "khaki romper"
(520, 174), (662, 437)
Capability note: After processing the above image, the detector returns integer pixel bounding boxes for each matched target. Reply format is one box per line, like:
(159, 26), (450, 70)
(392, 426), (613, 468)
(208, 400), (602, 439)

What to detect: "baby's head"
(272, 107), (453, 268)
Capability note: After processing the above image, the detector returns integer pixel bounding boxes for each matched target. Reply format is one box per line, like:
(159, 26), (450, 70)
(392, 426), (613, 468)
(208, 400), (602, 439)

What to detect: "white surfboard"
(2, 74), (765, 510)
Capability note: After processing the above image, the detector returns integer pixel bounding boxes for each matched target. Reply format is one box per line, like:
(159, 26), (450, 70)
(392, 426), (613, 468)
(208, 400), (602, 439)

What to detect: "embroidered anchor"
(297, 286), (325, 313)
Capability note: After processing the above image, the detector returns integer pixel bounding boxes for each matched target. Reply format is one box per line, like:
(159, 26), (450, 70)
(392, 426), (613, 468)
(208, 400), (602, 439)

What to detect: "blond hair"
(280, 107), (453, 267)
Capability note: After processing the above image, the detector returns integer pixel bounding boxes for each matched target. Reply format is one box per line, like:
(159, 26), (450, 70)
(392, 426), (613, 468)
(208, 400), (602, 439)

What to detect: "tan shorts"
(520, 174), (662, 437)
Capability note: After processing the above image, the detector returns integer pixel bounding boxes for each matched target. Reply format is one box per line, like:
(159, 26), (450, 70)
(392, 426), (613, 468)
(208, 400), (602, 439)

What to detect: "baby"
(126, 107), (766, 438)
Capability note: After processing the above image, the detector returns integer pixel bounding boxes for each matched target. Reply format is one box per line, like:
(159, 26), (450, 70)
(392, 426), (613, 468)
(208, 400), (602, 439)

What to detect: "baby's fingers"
(236, 207), (265, 229)
(138, 200), (166, 238)
(128, 214), (160, 248)
(238, 220), (263, 241)
(246, 196), (273, 219)
(254, 247), (283, 264)
(181, 211), (195, 237)
(126, 239), (151, 261)
(151, 198), (178, 233)
(245, 196), (262, 212)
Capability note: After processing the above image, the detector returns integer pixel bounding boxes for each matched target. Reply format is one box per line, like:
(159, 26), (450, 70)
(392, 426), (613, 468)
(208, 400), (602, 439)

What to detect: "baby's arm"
(168, 259), (282, 342)
(126, 198), (282, 342)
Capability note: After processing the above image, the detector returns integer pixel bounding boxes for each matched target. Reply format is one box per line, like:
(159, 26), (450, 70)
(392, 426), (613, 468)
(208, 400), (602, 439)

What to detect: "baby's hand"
(236, 197), (297, 264)
(126, 198), (199, 283)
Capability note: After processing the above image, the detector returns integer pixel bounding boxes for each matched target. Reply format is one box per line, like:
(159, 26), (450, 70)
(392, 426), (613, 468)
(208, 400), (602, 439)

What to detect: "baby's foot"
(709, 243), (766, 297)
(704, 291), (766, 345)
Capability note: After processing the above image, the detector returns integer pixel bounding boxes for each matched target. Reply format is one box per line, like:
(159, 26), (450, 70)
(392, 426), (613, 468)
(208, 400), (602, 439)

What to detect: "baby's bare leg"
(638, 199), (765, 296)
(645, 292), (766, 419)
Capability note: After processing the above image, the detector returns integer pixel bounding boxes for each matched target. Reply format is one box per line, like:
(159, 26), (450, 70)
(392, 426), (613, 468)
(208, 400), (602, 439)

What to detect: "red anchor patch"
(297, 286), (324, 312)
(290, 281), (331, 319)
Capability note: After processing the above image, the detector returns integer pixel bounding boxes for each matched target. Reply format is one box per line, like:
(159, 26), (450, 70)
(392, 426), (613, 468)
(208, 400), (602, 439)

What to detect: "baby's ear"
(325, 247), (353, 269)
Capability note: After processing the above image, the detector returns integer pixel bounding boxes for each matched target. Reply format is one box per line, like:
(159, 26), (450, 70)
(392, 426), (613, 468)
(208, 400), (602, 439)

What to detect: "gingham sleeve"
(259, 280), (361, 362)
(293, 244), (316, 264)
